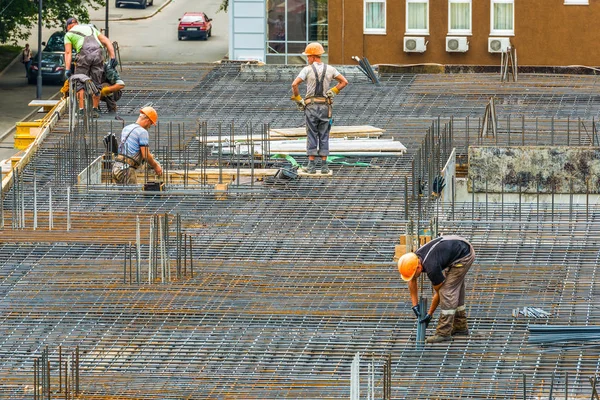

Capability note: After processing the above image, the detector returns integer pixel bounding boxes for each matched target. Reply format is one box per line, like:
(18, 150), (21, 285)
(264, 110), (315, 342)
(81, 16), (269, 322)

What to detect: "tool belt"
(304, 97), (331, 105)
(114, 154), (140, 169)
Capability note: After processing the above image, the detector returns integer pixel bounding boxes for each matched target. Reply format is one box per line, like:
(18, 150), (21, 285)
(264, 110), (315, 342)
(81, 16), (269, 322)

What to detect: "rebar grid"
(2, 63), (600, 398)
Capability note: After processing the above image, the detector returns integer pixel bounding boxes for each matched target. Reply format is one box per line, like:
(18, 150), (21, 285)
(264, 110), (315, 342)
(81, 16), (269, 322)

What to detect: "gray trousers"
(436, 240), (476, 336)
(112, 164), (137, 184)
(304, 103), (331, 156)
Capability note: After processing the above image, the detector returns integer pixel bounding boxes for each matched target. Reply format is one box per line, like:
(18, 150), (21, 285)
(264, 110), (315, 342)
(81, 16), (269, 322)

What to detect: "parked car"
(28, 52), (67, 85)
(43, 31), (65, 52)
(116, 0), (153, 9)
(178, 12), (212, 41)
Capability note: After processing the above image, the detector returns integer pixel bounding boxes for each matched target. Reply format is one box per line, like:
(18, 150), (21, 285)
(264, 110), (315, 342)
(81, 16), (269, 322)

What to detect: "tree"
(0, 0), (104, 44)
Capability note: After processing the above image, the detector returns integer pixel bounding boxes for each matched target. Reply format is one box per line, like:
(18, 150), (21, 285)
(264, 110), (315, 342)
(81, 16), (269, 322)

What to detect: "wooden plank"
(269, 125), (385, 138)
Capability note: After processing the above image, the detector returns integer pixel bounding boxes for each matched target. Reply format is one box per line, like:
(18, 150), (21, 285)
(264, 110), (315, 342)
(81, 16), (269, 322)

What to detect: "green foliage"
(0, 0), (105, 44)
(0, 45), (22, 71)
(216, 0), (228, 13)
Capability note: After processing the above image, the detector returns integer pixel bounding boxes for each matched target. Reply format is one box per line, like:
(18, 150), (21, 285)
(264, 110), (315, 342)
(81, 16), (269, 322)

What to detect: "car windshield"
(181, 15), (204, 23)
(43, 53), (64, 63)
(44, 33), (65, 52)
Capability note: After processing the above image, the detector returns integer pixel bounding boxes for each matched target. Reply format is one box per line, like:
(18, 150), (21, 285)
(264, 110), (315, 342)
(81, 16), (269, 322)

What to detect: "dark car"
(178, 12), (212, 40)
(116, 0), (153, 9)
(28, 52), (67, 85)
(43, 31), (65, 52)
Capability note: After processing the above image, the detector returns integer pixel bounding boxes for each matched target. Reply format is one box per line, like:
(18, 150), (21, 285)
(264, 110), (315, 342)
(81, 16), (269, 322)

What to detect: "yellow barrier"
(14, 100), (63, 150)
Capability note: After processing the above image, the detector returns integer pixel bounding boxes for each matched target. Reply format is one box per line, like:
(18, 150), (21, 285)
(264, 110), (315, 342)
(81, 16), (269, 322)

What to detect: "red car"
(178, 12), (213, 41)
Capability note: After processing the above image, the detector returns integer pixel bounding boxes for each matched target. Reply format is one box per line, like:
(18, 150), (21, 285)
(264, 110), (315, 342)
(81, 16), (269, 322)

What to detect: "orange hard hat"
(140, 106), (158, 125)
(398, 252), (420, 281)
(302, 42), (325, 56)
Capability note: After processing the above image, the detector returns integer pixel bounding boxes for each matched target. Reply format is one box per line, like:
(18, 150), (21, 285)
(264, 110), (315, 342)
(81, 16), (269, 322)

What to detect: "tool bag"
(103, 132), (119, 155)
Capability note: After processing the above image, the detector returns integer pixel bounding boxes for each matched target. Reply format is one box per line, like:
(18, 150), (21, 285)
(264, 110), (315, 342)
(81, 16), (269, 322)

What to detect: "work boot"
(435, 312), (454, 337)
(305, 159), (316, 174)
(425, 334), (452, 344)
(321, 161), (330, 174)
(451, 308), (469, 336)
(91, 108), (101, 118)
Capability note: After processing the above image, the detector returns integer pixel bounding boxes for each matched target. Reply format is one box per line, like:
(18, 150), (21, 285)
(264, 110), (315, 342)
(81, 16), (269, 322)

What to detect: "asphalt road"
(0, 0), (229, 162)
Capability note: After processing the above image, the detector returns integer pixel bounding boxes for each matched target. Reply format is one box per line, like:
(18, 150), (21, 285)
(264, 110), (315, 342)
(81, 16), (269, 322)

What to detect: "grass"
(0, 45), (22, 72)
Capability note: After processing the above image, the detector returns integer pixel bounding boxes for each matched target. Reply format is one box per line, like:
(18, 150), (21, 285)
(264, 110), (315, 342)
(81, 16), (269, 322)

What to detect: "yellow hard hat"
(140, 106), (158, 125)
(302, 42), (325, 56)
(398, 252), (419, 281)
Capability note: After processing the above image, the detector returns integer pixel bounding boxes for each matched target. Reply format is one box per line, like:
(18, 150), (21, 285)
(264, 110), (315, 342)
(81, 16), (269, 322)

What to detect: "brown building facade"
(327, 0), (600, 67)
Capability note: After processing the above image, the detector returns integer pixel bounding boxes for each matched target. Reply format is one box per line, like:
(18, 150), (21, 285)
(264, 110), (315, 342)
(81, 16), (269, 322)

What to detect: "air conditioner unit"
(404, 37), (427, 53)
(488, 37), (511, 53)
(446, 36), (469, 52)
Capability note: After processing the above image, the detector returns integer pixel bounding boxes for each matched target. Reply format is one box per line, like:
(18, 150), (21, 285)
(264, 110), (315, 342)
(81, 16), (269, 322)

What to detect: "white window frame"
(364, 0), (386, 34)
(490, 0), (514, 36)
(564, 0), (588, 4)
(406, 0), (429, 35)
(448, 0), (472, 35)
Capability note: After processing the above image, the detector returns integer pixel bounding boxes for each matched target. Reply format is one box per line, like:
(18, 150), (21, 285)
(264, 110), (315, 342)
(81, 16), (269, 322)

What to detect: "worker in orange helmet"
(112, 106), (162, 184)
(398, 235), (476, 344)
(291, 42), (348, 174)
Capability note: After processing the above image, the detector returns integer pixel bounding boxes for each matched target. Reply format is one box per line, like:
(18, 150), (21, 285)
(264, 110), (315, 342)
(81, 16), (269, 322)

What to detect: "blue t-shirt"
(119, 123), (149, 157)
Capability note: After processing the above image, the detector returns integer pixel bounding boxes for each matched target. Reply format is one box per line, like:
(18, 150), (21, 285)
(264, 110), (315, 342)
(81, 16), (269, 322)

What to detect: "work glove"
(411, 305), (421, 319)
(325, 86), (339, 99)
(100, 86), (112, 97)
(432, 175), (446, 197)
(109, 58), (118, 69)
(65, 70), (72, 79)
(419, 313), (432, 327)
(290, 94), (305, 111)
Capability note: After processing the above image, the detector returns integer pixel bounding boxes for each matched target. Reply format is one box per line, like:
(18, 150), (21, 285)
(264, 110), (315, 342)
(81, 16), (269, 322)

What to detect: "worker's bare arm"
(334, 74), (348, 91)
(140, 146), (162, 176)
(98, 34), (116, 59)
(408, 278), (419, 308)
(64, 43), (73, 71)
(291, 77), (304, 97)
(428, 282), (444, 314)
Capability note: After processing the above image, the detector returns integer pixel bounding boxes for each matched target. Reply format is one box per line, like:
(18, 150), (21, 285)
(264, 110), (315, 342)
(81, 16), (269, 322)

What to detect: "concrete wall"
(328, 0), (600, 67)
(468, 146), (600, 194)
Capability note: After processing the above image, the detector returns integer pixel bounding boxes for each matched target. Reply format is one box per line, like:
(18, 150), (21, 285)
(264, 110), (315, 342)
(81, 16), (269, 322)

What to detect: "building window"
(406, 0), (428, 34)
(491, 0), (514, 35)
(449, 0), (471, 34)
(364, 0), (386, 34)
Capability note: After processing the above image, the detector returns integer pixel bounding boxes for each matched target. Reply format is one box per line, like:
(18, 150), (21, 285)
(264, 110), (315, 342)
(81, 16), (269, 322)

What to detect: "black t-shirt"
(415, 237), (471, 286)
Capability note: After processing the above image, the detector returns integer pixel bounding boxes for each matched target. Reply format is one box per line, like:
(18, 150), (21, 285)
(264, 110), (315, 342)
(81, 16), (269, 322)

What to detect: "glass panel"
(287, 42), (308, 53)
(267, 0), (286, 46)
(309, 0), (328, 42)
(450, 3), (470, 30)
(407, 2), (427, 30)
(493, 3), (513, 31)
(287, 0), (307, 41)
(267, 41), (285, 54)
(288, 55), (307, 64)
(366, 2), (385, 30)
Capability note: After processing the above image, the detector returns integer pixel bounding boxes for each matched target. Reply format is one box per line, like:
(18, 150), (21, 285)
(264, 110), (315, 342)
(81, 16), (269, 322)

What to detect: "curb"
(91, 0), (173, 23)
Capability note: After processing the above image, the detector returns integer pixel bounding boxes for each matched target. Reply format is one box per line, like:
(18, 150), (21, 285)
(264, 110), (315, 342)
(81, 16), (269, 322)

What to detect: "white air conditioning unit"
(446, 36), (469, 52)
(404, 37), (427, 53)
(488, 37), (511, 53)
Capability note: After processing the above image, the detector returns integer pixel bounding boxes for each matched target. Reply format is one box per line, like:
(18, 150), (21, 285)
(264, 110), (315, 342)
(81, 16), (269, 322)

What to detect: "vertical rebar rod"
(189, 235), (194, 279)
(49, 187), (53, 231)
(136, 216), (141, 284)
(67, 186), (71, 231)
(33, 169), (37, 230)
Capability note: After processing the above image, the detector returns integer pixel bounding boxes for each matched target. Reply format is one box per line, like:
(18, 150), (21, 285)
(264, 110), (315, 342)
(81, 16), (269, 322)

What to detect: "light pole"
(105, 0), (109, 37)
(36, 0), (42, 99)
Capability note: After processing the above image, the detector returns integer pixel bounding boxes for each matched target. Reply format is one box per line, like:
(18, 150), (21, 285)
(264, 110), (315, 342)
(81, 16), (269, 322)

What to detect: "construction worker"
(64, 17), (116, 118)
(291, 42), (348, 174)
(100, 62), (125, 114)
(398, 235), (476, 344)
(112, 106), (162, 185)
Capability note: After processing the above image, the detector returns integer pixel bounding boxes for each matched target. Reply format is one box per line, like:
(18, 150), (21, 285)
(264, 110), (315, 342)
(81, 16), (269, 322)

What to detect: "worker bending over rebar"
(112, 106), (162, 185)
(398, 235), (476, 344)
(291, 42), (348, 174)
